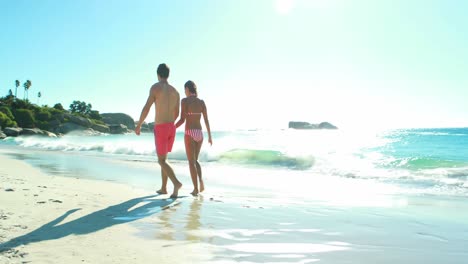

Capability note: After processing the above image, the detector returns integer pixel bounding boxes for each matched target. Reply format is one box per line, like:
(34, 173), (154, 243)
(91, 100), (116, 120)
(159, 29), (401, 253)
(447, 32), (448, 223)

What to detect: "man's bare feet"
(199, 180), (205, 193)
(156, 189), (167, 195)
(170, 183), (182, 198)
(190, 190), (199, 196)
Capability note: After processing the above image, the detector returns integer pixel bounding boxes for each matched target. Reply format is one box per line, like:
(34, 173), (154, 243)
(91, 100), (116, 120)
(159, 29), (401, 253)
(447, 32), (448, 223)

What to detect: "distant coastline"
(0, 96), (143, 139)
(3, 94), (338, 138)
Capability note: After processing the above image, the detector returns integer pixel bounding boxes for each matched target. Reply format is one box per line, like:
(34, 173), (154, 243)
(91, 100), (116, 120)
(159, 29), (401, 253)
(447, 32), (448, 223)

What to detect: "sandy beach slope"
(0, 153), (213, 264)
(2, 149), (468, 264)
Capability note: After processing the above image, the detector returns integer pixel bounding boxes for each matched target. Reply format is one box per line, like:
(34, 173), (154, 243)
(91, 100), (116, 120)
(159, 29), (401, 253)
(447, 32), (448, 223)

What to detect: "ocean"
(1, 127), (468, 200)
(3, 127), (468, 263)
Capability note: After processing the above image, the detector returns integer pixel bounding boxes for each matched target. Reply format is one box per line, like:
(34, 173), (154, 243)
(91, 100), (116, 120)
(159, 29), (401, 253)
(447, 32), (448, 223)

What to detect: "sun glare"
(275, 0), (295, 15)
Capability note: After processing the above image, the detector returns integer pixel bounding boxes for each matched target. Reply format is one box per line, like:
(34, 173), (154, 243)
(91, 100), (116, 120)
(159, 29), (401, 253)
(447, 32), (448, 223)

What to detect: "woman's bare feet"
(190, 190), (199, 196)
(156, 189), (167, 195)
(199, 180), (205, 193)
(170, 183), (183, 198)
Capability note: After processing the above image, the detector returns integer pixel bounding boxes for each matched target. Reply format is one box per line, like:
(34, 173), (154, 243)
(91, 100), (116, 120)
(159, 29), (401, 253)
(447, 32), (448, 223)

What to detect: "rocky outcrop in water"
(55, 123), (87, 134)
(91, 123), (110, 134)
(2, 127), (57, 137)
(65, 113), (92, 128)
(21, 128), (57, 137)
(109, 124), (131, 134)
(49, 113), (129, 135)
(289, 121), (338, 130)
(101, 113), (135, 130)
(3, 127), (23, 137)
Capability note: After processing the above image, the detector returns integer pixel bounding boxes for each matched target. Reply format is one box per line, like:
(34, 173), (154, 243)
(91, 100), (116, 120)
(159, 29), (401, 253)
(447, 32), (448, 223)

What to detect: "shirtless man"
(135, 63), (182, 198)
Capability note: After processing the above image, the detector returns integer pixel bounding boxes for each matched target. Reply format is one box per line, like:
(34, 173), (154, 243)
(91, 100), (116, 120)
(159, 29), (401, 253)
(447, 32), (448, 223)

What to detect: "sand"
(0, 153), (213, 263)
(2, 149), (468, 264)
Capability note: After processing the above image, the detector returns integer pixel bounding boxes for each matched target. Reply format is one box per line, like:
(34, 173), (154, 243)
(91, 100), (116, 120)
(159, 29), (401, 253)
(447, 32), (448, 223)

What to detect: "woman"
(175, 80), (212, 196)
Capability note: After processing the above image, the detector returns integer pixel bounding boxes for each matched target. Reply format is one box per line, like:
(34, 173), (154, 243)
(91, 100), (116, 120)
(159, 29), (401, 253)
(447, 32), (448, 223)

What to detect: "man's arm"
(175, 98), (185, 129)
(174, 91), (180, 120)
(135, 87), (155, 135)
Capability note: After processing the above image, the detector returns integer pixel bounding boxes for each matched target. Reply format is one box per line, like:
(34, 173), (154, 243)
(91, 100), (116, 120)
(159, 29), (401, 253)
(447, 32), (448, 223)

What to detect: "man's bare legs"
(158, 155), (182, 198)
(156, 169), (168, 194)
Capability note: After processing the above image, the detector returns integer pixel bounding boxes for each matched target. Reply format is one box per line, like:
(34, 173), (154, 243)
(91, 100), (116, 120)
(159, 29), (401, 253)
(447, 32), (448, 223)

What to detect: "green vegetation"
(53, 103), (64, 111)
(0, 92), (105, 131)
(0, 112), (17, 128)
(23, 80), (32, 100)
(70, 100), (92, 115)
(14, 109), (35, 128)
(0, 105), (15, 120)
(69, 100), (103, 121)
(0, 79), (107, 132)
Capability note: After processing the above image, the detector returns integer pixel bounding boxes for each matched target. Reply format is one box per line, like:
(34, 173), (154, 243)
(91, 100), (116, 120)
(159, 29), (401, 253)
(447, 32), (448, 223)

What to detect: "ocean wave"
(4, 136), (315, 169)
(6, 136), (156, 156)
(412, 132), (467, 136)
(382, 157), (468, 170)
(394, 128), (468, 137)
(4, 132), (468, 196)
(218, 149), (315, 170)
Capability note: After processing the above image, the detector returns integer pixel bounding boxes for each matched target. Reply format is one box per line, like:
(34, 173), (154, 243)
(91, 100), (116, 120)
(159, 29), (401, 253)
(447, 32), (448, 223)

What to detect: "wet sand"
(2, 151), (468, 264)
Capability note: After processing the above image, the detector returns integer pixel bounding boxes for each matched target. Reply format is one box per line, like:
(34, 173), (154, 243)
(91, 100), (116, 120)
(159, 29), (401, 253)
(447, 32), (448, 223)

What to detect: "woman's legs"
(194, 139), (204, 192)
(185, 135), (203, 196)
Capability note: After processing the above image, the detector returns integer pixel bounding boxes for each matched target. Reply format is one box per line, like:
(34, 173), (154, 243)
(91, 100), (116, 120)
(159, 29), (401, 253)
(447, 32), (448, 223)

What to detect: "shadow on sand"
(0, 194), (182, 252)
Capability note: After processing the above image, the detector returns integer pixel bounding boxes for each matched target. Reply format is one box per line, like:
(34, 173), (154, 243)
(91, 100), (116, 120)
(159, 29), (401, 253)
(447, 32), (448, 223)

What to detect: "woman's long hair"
(185, 80), (197, 96)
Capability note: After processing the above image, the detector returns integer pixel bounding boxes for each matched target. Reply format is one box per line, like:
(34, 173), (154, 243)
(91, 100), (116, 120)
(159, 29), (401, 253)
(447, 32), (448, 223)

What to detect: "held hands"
(135, 125), (141, 136)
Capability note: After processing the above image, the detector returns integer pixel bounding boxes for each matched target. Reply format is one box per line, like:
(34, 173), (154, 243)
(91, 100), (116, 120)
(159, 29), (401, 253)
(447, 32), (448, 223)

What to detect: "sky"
(1, 0), (467, 130)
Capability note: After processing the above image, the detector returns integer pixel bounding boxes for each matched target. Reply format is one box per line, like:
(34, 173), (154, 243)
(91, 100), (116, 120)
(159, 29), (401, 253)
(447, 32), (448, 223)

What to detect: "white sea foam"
(2, 128), (468, 196)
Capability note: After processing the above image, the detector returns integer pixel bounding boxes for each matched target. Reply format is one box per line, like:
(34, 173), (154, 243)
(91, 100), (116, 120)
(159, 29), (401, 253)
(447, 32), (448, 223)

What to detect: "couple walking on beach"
(134, 63), (212, 198)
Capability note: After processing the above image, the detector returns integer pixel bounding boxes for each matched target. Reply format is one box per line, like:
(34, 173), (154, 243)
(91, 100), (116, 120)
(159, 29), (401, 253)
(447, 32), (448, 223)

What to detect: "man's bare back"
(152, 81), (180, 124)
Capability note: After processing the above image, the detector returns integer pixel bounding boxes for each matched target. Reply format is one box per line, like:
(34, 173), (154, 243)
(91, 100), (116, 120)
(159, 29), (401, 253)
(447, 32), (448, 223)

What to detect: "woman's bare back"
(183, 96), (205, 130)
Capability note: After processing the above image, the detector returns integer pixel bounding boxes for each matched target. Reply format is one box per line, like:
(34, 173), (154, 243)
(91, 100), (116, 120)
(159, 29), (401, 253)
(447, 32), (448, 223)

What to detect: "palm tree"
(23, 82), (27, 100)
(15, 80), (20, 98)
(23, 80), (32, 100)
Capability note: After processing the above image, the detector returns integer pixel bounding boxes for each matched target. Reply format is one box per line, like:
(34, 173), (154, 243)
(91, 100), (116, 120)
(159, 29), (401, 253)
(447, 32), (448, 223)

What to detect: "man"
(135, 63), (182, 198)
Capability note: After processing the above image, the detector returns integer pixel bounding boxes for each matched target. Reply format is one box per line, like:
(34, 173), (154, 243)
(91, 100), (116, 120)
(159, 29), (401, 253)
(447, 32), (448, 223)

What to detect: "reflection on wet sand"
(186, 196), (202, 241)
(155, 196), (206, 242)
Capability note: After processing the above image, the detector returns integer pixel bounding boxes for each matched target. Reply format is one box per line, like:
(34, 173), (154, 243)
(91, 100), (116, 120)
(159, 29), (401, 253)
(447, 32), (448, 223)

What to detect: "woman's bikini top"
(186, 94), (202, 116)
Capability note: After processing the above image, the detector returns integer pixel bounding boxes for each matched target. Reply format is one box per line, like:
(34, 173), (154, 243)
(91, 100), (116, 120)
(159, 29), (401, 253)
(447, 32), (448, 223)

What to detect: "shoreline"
(2, 147), (468, 263)
(0, 153), (213, 263)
